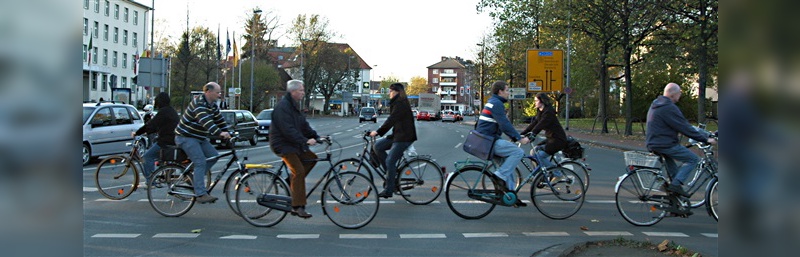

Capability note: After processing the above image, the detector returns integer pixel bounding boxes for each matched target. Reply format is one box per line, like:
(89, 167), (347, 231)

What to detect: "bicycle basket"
(563, 137), (584, 159)
(623, 151), (660, 168)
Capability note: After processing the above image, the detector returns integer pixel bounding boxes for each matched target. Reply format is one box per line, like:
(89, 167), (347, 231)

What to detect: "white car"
(82, 102), (145, 165)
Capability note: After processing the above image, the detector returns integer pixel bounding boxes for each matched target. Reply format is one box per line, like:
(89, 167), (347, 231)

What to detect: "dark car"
(218, 110), (258, 147)
(359, 107), (377, 123)
(255, 109), (272, 141)
(416, 111), (431, 121)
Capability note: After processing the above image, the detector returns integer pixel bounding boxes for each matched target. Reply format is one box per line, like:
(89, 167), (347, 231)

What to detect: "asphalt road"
(83, 116), (718, 256)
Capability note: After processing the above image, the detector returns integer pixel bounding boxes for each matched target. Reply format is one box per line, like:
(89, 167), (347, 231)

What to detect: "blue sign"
(538, 51), (553, 57)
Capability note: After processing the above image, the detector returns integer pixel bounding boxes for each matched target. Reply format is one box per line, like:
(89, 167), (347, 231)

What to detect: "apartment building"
(426, 56), (472, 112)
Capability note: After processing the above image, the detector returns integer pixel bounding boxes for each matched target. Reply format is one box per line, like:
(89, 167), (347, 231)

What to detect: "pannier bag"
(563, 136), (584, 159)
(462, 130), (496, 160)
(159, 145), (187, 162)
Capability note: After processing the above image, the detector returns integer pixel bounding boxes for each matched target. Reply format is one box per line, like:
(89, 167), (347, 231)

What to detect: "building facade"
(83, 0), (151, 107)
(426, 56), (473, 113)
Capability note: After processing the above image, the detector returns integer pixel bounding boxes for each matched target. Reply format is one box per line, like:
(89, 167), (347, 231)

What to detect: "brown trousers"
(280, 151), (318, 207)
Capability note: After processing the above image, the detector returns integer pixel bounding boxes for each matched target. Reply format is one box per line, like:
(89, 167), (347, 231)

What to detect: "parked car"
(412, 110), (418, 118)
(218, 110), (258, 147)
(416, 111), (431, 121)
(359, 107), (377, 123)
(255, 109), (272, 141)
(441, 110), (457, 122)
(454, 111), (464, 121)
(82, 102), (145, 165)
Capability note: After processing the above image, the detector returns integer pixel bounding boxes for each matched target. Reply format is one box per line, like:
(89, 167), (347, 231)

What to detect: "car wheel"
(249, 133), (258, 146)
(82, 143), (91, 166)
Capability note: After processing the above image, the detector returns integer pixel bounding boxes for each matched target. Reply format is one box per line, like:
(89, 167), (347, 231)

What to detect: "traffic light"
(474, 91), (479, 100)
(363, 82), (369, 89)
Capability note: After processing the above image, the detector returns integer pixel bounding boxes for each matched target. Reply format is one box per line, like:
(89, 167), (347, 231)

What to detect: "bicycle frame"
(167, 137), (246, 198)
(354, 133), (421, 182)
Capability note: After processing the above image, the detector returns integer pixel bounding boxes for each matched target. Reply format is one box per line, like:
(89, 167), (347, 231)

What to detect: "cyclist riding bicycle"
(475, 81), (530, 206)
(369, 83), (417, 198)
(646, 82), (716, 197)
(132, 92), (178, 179)
(520, 92), (567, 173)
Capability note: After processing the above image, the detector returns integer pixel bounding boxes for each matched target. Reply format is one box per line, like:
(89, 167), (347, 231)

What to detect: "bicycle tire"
(321, 171), (379, 229)
(235, 170), (290, 227)
(706, 177), (718, 221)
(559, 160), (590, 192)
(530, 167), (585, 220)
(95, 156), (139, 200)
(224, 169), (247, 216)
(687, 163), (714, 208)
(397, 158), (443, 205)
(445, 166), (497, 220)
(147, 165), (195, 217)
(334, 158), (375, 183)
(615, 169), (667, 226)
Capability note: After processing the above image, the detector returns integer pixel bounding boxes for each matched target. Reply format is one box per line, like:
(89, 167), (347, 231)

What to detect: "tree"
(314, 43), (353, 114)
(287, 14), (336, 109)
(241, 8), (282, 111)
(242, 9), (280, 62)
(171, 26), (221, 109)
(407, 76), (428, 96)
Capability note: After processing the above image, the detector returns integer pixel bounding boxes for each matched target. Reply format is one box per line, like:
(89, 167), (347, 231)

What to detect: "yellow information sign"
(526, 49), (563, 92)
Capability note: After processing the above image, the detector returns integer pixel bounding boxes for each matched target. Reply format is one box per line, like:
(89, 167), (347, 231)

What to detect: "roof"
(427, 57), (467, 69)
(276, 42), (371, 70)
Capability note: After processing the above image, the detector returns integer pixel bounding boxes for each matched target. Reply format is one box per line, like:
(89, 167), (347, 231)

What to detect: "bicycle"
(146, 134), (267, 217)
(445, 134), (586, 220)
(94, 135), (149, 200)
(234, 136), (380, 229)
(334, 132), (444, 205)
(615, 128), (718, 226)
(511, 134), (591, 193)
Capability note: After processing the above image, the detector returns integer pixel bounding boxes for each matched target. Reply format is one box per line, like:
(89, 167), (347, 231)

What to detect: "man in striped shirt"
(175, 82), (231, 204)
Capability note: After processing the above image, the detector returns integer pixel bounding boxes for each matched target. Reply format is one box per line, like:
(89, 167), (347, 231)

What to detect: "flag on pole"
(226, 29), (231, 56)
(232, 32), (239, 67)
(87, 36), (93, 65)
(216, 25), (222, 61)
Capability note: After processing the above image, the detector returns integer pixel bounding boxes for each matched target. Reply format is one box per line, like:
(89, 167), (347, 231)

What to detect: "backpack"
(563, 136), (584, 159)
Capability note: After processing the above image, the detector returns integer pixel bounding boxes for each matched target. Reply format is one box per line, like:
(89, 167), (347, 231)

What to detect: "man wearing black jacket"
(132, 92), (178, 179)
(270, 80), (320, 218)
(369, 83), (417, 198)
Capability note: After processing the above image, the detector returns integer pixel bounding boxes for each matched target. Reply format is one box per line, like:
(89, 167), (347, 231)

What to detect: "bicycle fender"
(613, 173), (630, 193)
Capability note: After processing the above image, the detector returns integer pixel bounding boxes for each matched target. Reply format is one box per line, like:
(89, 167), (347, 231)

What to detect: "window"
(83, 45), (87, 62)
(112, 107), (132, 125)
(93, 21), (98, 38)
(122, 77), (127, 88)
(92, 47), (98, 64)
(132, 33), (137, 47)
(92, 108), (112, 126)
(104, 1), (109, 16)
(122, 53), (127, 68)
(94, 0), (99, 13)
(103, 49), (108, 66)
(123, 30), (128, 45)
(112, 51), (117, 67)
(84, 0), (89, 10)
(103, 24), (108, 41)
(83, 19), (88, 35)
(444, 69), (454, 74)
(432, 69), (438, 74)
(124, 8), (129, 22)
(114, 4), (119, 19)
(133, 11), (138, 25)
(113, 27), (118, 43)
(101, 74), (107, 91)
(432, 78), (439, 83)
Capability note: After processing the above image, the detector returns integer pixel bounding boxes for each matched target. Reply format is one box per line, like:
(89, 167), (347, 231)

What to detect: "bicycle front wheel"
(445, 166), (497, 220)
(235, 170), (290, 227)
(559, 160), (590, 192)
(95, 156), (139, 200)
(398, 158), (443, 205)
(321, 171), (379, 229)
(530, 167), (585, 220)
(147, 165), (195, 217)
(706, 177), (718, 221)
(615, 169), (667, 226)
(224, 169), (246, 216)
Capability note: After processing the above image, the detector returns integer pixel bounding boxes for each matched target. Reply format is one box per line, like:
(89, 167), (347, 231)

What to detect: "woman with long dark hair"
(369, 83), (417, 198)
(520, 92), (567, 169)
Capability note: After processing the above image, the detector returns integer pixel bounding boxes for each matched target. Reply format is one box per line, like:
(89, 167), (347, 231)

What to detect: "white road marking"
(642, 232), (689, 237)
(332, 132), (343, 135)
(221, 235), (257, 240)
(583, 231), (633, 236)
(84, 187), (98, 192)
(340, 234), (387, 239)
(463, 232), (508, 238)
(91, 233), (140, 238)
(701, 233), (718, 238)
(153, 233), (200, 238)
(586, 200), (617, 204)
(454, 143), (462, 148)
(95, 198), (128, 202)
(400, 234), (447, 239)
(523, 232), (570, 236)
(278, 234), (320, 239)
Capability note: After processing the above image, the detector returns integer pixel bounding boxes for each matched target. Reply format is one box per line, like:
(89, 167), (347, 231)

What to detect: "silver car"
(441, 110), (457, 122)
(82, 102), (145, 165)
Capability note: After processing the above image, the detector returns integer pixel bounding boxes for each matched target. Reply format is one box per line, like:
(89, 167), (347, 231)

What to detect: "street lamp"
(477, 41), (485, 107)
(250, 9), (262, 112)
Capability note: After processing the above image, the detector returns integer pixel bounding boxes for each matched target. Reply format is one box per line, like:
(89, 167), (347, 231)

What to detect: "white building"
(83, 0), (151, 107)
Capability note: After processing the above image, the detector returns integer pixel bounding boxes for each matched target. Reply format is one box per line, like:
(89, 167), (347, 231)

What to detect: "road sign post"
(526, 49), (563, 93)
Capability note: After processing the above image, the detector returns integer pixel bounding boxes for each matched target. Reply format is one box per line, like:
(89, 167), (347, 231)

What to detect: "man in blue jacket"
(476, 81), (530, 206)
(646, 83), (716, 197)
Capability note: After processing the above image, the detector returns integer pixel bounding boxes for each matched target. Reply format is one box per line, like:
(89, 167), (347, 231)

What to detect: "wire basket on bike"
(623, 151), (660, 168)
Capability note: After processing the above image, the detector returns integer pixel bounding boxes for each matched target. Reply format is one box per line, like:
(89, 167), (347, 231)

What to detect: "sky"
(148, 0), (495, 82)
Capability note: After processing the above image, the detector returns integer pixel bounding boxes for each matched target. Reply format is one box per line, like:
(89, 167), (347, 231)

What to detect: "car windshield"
(83, 107), (95, 124)
(257, 110), (272, 120)
(361, 108), (375, 114)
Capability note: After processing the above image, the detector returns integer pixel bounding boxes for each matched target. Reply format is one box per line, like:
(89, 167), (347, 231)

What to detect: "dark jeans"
(175, 136), (219, 196)
(374, 138), (412, 192)
(280, 151), (318, 207)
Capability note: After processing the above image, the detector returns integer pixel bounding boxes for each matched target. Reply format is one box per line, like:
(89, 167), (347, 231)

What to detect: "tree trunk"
(598, 44), (610, 133)
(623, 47), (634, 136)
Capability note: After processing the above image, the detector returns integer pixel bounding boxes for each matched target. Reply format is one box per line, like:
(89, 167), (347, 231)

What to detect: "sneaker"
(513, 199), (527, 208)
(489, 173), (508, 191)
(196, 194), (218, 204)
(291, 206), (312, 218)
(666, 184), (691, 197)
(377, 190), (393, 198)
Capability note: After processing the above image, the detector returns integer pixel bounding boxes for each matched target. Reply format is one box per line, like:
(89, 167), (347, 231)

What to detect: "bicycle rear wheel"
(334, 158), (374, 183)
(224, 169), (246, 216)
(445, 166), (497, 219)
(706, 177), (718, 221)
(398, 158), (443, 205)
(321, 171), (379, 229)
(147, 165), (195, 217)
(559, 160), (590, 192)
(95, 156), (139, 200)
(615, 169), (667, 226)
(235, 170), (289, 227)
(530, 167), (585, 220)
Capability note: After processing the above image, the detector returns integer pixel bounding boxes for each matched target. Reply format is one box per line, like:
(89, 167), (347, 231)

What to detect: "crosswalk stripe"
(153, 233), (199, 238)
(84, 187), (98, 192)
(221, 235), (257, 239)
(92, 233), (140, 238)
(340, 234), (387, 239)
(95, 198), (128, 202)
(642, 232), (689, 237)
(400, 234), (447, 239)
(463, 232), (508, 238)
(583, 231), (633, 236)
(523, 232), (569, 236)
(278, 234), (320, 239)
(701, 233), (718, 238)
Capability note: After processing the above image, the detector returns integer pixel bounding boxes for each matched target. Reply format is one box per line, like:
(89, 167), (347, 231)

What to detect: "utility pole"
(477, 37), (485, 108)
(250, 9), (262, 113)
